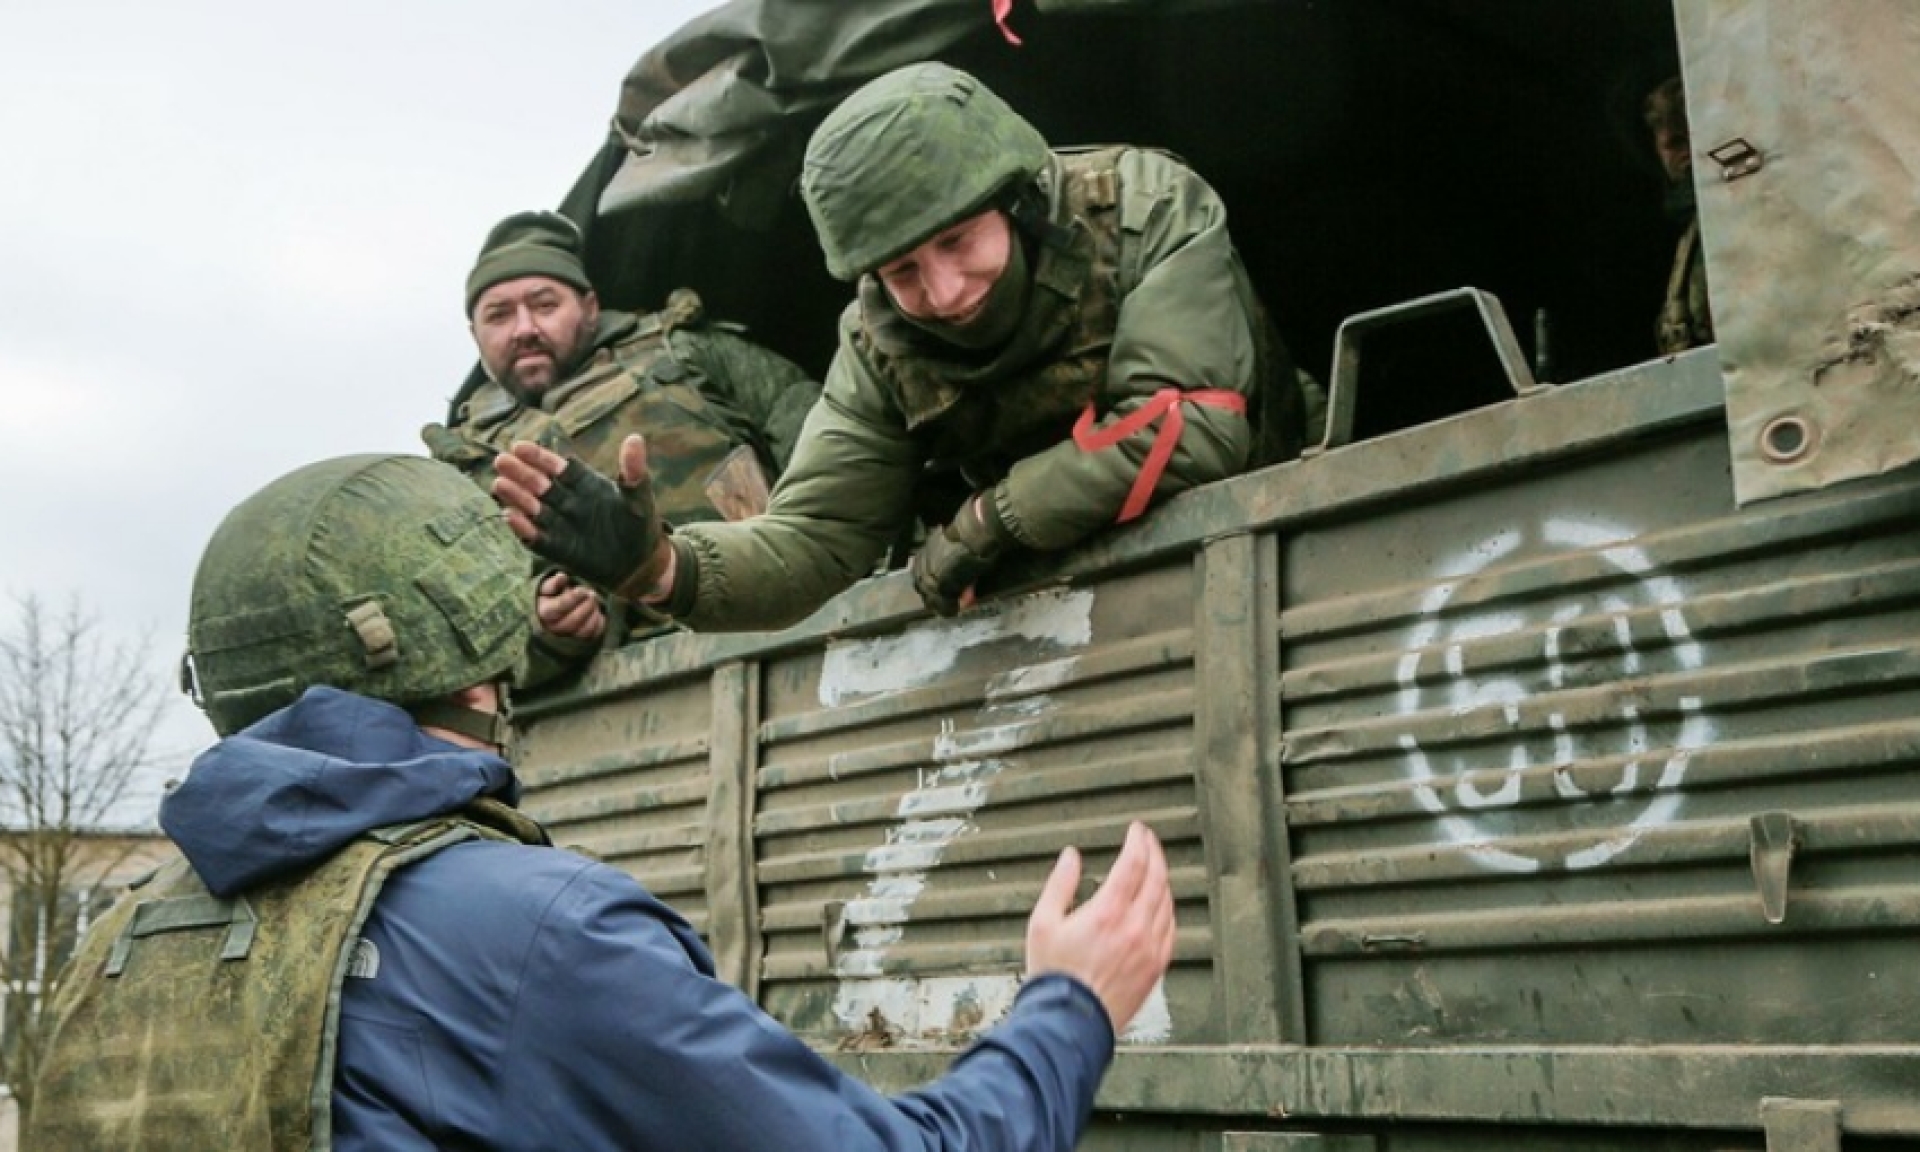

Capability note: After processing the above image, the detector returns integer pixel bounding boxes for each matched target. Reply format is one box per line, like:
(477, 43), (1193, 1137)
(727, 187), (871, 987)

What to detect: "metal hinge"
(1708, 137), (1765, 182)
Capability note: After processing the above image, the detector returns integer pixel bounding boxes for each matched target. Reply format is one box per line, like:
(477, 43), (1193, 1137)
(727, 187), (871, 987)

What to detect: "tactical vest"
(427, 293), (760, 525)
(28, 800), (550, 1151)
(1656, 216), (1715, 355)
(851, 147), (1300, 502)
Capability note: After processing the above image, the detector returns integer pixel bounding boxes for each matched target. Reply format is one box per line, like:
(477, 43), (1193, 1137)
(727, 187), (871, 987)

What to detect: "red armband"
(992, 0), (1023, 45)
(1072, 387), (1247, 523)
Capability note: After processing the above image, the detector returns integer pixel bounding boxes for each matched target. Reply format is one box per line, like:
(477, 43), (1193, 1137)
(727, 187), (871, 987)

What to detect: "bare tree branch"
(0, 593), (170, 1121)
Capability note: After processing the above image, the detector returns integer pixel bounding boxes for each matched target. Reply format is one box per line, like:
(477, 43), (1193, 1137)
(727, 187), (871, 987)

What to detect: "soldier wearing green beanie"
(463, 210), (596, 315)
(491, 63), (1322, 629)
(425, 209), (822, 672)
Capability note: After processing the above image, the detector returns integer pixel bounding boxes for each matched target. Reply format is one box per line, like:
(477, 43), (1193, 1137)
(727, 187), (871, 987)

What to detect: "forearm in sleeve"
(673, 391), (918, 631)
(509, 871), (1114, 1152)
(998, 150), (1259, 551)
(999, 396), (1249, 550)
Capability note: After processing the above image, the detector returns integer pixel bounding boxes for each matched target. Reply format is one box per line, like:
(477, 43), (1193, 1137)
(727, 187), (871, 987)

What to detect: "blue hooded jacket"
(160, 687), (1114, 1151)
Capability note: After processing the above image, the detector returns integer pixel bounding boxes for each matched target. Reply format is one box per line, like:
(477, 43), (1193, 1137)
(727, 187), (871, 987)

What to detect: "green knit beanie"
(465, 211), (594, 315)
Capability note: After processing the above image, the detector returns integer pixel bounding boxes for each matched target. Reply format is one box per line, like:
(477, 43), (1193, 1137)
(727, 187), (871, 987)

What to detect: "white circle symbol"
(1396, 518), (1712, 872)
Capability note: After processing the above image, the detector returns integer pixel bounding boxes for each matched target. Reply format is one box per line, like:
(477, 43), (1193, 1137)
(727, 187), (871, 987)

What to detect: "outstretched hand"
(1024, 821), (1175, 1034)
(491, 435), (672, 602)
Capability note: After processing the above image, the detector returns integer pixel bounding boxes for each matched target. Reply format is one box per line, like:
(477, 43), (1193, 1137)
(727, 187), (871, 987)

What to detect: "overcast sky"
(0, 0), (719, 821)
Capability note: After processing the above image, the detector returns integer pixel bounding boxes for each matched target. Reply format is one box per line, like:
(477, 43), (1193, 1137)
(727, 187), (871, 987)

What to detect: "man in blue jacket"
(28, 454), (1174, 1151)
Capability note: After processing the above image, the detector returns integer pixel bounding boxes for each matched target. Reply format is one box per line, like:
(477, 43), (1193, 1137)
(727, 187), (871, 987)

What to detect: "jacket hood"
(160, 686), (520, 897)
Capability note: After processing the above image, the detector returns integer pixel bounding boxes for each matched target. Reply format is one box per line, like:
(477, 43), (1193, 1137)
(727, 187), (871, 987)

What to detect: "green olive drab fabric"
(595, 0), (992, 225)
(28, 811), (542, 1151)
(465, 211), (595, 317)
(425, 300), (819, 526)
(673, 148), (1310, 632)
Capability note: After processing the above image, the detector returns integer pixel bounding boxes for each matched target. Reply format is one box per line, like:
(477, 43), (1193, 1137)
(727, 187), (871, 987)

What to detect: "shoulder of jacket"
(1114, 147), (1207, 200)
(1109, 148), (1215, 241)
(455, 380), (519, 428)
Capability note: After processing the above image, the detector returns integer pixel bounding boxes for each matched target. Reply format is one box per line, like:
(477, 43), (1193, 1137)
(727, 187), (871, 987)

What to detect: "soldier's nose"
(923, 264), (969, 316)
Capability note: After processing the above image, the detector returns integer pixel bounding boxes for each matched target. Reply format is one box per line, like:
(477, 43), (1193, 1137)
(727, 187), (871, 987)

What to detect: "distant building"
(0, 827), (173, 1152)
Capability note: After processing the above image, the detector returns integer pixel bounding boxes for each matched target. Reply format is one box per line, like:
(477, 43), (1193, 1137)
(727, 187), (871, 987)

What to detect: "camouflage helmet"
(184, 454), (530, 736)
(801, 62), (1050, 280)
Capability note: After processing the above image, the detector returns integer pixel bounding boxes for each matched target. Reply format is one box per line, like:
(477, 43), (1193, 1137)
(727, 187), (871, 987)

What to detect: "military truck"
(512, 2), (1920, 1147)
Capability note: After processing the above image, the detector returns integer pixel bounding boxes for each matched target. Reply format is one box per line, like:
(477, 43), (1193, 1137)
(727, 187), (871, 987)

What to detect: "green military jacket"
(672, 148), (1309, 631)
(424, 292), (820, 526)
(28, 803), (547, 1151)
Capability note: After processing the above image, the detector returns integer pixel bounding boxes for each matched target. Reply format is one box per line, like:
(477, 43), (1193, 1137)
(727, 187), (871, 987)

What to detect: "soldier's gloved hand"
(494, 436), (671, 603)
(910, 494), (1018, 616)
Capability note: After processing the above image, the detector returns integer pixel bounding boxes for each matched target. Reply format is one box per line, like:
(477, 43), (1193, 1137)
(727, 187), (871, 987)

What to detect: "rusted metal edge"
(1280, 479), (1920, 645)
(1298, 884), (1920, 955)
(826, 1046), (1920, 1135)
(1293, 791), (1920, 888)
(1194, 532), (1304, 1043)
(704, 661), (764, 994)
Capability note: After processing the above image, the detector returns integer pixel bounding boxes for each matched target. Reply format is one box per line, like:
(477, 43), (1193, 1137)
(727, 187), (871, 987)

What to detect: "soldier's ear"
(581, 289), (602, 325)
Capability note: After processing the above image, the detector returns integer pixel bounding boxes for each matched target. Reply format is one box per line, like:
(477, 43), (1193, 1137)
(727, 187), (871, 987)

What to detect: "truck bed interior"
(584, 0), (1689, 444)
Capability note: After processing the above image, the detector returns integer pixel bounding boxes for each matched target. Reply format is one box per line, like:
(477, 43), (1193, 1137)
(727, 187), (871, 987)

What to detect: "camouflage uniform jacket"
(673, 148), (1305, 631)
(424, 293), (820, 525)
(1656, 215), (1715, 356)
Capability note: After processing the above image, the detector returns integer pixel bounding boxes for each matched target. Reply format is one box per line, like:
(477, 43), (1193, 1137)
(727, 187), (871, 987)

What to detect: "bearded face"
(471, 278), (601, 399)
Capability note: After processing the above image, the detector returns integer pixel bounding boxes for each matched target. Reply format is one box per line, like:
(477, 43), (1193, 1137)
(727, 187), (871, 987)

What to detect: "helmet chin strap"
(409, 698), (513, 753)
(1006, 181), (1071, 251)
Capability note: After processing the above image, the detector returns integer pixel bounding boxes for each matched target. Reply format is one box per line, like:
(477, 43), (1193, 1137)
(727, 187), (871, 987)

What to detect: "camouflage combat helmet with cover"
(801, 61), (1051, 280)
(183, 454), (530, 737)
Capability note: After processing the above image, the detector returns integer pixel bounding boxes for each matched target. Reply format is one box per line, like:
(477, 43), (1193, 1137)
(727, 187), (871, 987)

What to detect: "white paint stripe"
(932, 720), (1043, 760)
(832, 974), (1023, 1038)
(897, 782), (995, 818)
(819, 588), (1094, 705)
(850, 926), (902, 951)
(889, 817), (971, 846)
(1120, 978), (1173, 1044)
(844, 897), (918, 926)
(988, 656), (1081, 700)
(982, 695), (1054, 720)
(833, 973), (1175, 1045)
(869, 876), (926, 901)
(824, 587), (1176, 1042)
(866, 843), (955, 873)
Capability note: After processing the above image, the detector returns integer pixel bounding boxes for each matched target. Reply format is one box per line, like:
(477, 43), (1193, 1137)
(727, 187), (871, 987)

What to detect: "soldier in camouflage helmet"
(492, 62), (1321, 628)
(29, 453), (1176, 1150)
(424, 210), (822, 667)
(1645, 75), (1715, 355)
